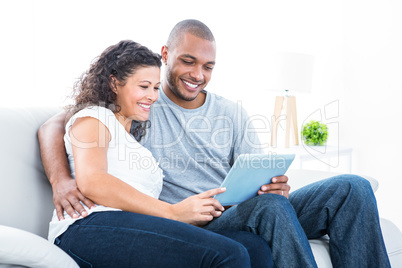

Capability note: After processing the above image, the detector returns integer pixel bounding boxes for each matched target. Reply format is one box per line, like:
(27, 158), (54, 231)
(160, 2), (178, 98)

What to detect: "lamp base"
(271, 95), (299, 148)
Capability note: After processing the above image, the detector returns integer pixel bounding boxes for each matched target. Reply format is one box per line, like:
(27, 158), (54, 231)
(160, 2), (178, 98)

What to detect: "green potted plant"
(301, 120), (328, 146)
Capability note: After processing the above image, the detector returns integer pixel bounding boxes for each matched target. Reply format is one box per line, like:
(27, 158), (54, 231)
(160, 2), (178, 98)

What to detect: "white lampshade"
(268, 52), (314, 93)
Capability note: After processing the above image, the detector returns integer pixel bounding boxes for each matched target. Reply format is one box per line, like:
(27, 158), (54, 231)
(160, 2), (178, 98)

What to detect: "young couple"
(39, 19), (390, 267)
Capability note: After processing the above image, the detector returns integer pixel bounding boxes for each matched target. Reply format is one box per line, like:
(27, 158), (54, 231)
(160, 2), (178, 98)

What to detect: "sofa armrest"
(307, 218), (402, 268)
(286, 169), (379, 192)
(0, 225), (77, 268)
(286, 170), (402, 267)
(380, 218), (402, 267)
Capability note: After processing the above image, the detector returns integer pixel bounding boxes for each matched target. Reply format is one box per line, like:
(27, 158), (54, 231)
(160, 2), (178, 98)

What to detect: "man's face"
(162, 33), (216, 107)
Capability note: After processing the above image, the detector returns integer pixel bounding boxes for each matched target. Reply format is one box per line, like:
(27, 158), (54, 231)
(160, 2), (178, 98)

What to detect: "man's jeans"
(204, 174), (391, 267)
(55, 211), (273, 267)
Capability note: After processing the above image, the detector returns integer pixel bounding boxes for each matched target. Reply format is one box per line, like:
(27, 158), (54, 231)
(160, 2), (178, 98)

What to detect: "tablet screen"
(214, 154), (295, 205)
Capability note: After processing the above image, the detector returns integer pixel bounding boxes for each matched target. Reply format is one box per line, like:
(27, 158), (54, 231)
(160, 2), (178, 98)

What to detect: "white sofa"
(1, 107), (401, 267)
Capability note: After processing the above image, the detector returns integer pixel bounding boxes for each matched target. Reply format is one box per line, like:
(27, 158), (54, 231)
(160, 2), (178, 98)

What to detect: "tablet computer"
(215, 153), (295, 206)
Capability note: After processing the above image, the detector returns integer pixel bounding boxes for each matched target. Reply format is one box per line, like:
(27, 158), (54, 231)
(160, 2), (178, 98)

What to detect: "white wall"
(1, 0), (401, 230)
(342, 0), (402, 231)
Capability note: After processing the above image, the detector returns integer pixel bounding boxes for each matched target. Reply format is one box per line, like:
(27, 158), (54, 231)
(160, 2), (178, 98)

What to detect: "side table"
(265, 145), (353, 172)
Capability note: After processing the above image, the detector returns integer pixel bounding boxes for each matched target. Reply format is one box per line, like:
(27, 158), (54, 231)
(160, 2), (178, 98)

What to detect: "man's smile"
(182, 79), (201, 91)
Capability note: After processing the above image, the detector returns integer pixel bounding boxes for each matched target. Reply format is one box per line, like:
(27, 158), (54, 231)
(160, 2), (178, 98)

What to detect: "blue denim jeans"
(55, 211), (273, 267)
(204, 174), (391, 268)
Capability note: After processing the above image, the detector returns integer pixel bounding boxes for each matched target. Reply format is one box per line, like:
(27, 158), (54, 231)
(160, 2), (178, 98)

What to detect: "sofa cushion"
(0, 225), (77, 268)
(0, 107), (61, 238)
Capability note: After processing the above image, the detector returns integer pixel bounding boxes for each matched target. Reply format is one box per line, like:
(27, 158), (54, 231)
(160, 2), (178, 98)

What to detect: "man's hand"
(52, 176), (95, 220)
(258, 175), (291, 198)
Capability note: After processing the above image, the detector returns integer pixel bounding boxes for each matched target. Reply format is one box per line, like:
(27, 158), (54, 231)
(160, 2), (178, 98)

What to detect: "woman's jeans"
(55, 211), (273, 268)
(204, 174), (391, 268)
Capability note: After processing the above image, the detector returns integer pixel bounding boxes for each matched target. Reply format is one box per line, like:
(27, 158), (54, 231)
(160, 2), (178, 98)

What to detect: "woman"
(48, 40), (254, 267)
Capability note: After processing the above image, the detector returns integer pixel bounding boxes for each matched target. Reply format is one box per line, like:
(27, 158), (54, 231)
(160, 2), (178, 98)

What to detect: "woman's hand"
(170, 187), (226, 226)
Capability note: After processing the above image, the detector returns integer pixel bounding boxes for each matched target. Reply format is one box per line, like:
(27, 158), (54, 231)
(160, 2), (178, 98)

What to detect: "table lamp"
(270, 52), (314, 148)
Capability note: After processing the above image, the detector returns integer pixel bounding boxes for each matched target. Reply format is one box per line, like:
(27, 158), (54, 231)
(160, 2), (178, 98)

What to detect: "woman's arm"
(71, 117), (226, 226)
(38, 110), (95, 220)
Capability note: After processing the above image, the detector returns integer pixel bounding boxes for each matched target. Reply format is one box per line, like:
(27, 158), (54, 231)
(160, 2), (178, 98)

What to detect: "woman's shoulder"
(74, 106), (114, 118)
(67, 106), (116, 130)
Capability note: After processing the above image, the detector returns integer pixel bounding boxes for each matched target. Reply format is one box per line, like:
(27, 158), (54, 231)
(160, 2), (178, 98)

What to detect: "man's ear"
(161, 45), (168, 65)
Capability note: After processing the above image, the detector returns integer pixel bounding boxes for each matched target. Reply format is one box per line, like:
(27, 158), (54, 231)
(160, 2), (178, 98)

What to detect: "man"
(38, 19), (390, 267)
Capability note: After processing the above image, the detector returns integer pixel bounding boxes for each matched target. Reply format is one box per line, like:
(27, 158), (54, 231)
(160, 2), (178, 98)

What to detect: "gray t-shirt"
(140, 88), (263, 204)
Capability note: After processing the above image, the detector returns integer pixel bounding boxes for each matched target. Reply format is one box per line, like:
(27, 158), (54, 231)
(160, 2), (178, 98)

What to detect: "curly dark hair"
(69, 40), (162, 141)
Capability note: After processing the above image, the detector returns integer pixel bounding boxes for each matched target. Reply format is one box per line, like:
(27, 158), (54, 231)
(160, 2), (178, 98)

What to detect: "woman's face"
(115, 66), (161, 122)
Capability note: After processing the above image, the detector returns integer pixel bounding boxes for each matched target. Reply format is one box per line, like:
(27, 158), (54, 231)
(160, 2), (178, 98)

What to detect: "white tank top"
(48, 106), (164, 243)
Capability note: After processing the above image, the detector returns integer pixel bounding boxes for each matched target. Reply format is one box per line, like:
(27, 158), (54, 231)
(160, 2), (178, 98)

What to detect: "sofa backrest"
(0, 107), (61, 238)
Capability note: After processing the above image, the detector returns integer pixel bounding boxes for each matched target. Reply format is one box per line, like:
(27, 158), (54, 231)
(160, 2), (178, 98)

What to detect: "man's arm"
(37, 110), (95, 220)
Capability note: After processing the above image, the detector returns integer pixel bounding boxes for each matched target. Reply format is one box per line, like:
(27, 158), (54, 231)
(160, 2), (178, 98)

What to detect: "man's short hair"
(166, 19), (215, 50)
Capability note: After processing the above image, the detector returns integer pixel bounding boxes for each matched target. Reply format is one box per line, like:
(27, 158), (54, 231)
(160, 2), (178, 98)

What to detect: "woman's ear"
(161, 45), (168, 65)
(109, 75), (118, 94)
